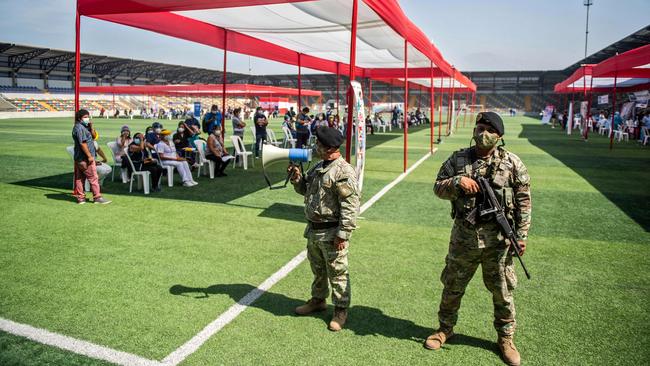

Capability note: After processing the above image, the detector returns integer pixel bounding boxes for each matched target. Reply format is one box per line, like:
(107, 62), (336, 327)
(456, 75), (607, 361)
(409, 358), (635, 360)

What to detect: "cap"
(152, 122), (163, 129)
(315, 127), (344, 148)
(476, 111), (504, 136)
(160, 129), (173, 136)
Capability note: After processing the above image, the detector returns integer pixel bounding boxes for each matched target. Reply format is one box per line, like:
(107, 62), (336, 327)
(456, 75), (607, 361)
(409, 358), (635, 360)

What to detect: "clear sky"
(1, 0), (648, 74)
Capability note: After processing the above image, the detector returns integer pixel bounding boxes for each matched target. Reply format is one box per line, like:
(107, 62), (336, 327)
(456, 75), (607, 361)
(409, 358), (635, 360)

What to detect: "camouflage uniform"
(293, 156), (360, 308)
(434, 145), (531, 336)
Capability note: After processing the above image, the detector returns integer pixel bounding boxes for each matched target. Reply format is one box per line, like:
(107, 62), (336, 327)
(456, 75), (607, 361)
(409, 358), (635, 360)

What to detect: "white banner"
(350, 81), (366, 193)
(598, 95), (609, 105)
(567, 102), (573, 135)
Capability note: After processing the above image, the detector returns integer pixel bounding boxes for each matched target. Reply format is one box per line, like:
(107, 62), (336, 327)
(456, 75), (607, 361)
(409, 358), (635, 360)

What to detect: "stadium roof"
(563, 24), (650, 76)
(79, 83), (322, 96)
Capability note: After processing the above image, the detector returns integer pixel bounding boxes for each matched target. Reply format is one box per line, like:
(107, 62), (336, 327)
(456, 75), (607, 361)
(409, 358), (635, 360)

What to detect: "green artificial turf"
(0, 115), (648, 365)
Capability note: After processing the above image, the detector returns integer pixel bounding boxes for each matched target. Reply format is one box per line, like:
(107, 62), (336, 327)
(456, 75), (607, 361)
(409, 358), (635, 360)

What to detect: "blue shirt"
(145, 132), (161, 146)
(203, 111), (222, 132)
(72, 123), (96, 161)
(296, 113), (310, 132)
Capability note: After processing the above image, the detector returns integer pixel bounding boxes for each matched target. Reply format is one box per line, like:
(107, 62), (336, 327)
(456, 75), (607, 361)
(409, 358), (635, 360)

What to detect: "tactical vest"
(451, 146), (515, 222)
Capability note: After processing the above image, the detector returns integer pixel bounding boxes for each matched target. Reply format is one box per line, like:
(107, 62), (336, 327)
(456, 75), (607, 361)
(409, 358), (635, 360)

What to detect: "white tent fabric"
(176, 0), (434, 70)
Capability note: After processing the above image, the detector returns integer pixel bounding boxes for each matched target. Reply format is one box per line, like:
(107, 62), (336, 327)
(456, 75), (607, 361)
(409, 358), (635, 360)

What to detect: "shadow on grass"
(520, 124), (650, 231)
(168, 282), (497, 354)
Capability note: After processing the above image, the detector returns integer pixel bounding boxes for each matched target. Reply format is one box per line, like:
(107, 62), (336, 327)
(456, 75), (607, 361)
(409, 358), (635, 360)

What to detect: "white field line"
(0, 318), (161, 366)
(163, 149), (434, 366)
(1, 149), (435, 366)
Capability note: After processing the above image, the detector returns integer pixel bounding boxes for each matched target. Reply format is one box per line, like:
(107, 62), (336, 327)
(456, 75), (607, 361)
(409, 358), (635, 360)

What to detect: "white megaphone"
(262, 144), (312, 189)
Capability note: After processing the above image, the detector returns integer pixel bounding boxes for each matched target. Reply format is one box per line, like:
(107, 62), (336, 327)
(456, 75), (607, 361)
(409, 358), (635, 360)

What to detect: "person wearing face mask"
(128, 133), (164, 191)
(205, 126), (233, 177)
(146, 122), (164, 149)
(288, 127), (360, 332)
(155, 130), (198, 187)
(71, 109), (111, 204)
(426, 112), (531, 366)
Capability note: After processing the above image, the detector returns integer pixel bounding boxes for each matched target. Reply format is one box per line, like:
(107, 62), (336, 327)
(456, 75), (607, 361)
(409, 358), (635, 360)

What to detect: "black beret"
(315, 127), (344, 148)
(476, 111), (504, 136)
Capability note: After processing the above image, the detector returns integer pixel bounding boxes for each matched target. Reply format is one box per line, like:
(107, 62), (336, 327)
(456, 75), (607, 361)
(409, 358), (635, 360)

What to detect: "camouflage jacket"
(434, 146), (531, 242)
(293, 156), (360, 240)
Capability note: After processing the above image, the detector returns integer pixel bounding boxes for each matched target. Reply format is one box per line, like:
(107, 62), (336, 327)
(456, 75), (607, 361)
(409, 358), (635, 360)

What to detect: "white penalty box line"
(0, 149), (435, 366)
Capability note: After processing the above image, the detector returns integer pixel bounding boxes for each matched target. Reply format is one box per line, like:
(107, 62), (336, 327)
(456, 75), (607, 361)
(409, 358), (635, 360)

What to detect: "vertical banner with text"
(350, 81), (366, 194)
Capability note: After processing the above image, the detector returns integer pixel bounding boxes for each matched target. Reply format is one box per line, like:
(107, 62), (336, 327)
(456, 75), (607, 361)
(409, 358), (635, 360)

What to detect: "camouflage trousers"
(437, 224), (518, 336)
(305, 227), (351, 308)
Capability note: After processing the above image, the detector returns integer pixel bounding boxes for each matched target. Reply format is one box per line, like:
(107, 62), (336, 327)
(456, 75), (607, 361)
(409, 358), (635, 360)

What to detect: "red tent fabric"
(79, 84), (322, 97)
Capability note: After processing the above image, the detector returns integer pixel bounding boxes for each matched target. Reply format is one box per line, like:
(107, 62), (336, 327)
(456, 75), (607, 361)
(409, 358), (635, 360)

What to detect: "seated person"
(145, 122), (163, 149)
(174, 121), (198, 166)
(282, 115), (297, 138)
(205, 126), (233, 177)
(127, 133), (163, 191)
(155, 129), (198, 187)
(184, 112), (201, 135)
(89, 129), (112, 186)
(115, 125), (133, 164)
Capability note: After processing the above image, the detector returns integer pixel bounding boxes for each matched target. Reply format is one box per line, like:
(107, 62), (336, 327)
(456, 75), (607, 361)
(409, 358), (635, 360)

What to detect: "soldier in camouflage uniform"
(425, 112), (531, 366)
(289, 127), (360, 332)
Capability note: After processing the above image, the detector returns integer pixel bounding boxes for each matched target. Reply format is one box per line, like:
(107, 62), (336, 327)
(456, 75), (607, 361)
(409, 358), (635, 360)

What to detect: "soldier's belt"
(308, 221), (338, 230)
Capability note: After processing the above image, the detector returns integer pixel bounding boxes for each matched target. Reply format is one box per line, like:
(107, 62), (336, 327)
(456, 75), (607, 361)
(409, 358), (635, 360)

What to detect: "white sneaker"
(190, 180), (199, 185)
(183, 181), (194, 187)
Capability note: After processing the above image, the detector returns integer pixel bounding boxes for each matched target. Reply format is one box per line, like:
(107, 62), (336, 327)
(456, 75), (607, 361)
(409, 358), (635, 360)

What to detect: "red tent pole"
(438, 83), (443, 142)
(344, 0), (358, 162)
(368, 78), (372, 114)
(450, 72), (456, 133)
(584, 74), (593, 140)
(74, 8), (80, 112)
(221, 30), (228, 135)
(429, 62), (434, 152)
(336, 62), (340, 118)
(609, 74), (618, 150)
(403, 39), (408, 172)
(445, 77), (452, 135)
(298, 53), (302, 111)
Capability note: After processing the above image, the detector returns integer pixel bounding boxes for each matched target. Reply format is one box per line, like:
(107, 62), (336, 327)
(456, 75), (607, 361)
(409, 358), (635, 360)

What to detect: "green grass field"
(0, 114), (648, 365)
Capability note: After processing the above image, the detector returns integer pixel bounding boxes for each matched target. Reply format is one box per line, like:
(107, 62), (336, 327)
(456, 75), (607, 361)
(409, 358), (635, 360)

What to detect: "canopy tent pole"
(403, 39), (409, 172)
(437, 83), (443, 143)
(344, 0), (358, 162)
(74, 9), (81, 112)
(368, 78), (372, 115)
(462, 92), (468, 127)
(298, 53), (302, 111)
(446, 77), (452, 135)
(336, 62), (340, 118)
(221, 30), (227, 135)
(450, 71), (456, 133)
(429, 62), (434, 152)
(609, 74), (618, 150)
(571, 86), (575, 132)
(584, 72), (593, 140)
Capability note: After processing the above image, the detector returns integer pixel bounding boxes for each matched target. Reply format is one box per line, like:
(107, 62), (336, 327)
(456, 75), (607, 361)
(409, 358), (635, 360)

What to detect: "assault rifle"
(473, 176), (531, 280)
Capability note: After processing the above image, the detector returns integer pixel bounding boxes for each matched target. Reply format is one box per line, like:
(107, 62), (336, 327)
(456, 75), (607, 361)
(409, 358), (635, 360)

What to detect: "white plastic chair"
(266, 129), (282, 147)
(230, 135), (253, 170)
(155, 152), (175, 187)
(65, 146), (90, 192)
(642, 127), (649, 146)
(614, 125), (629, 142)
(282, 126), (297, 148)
(123, 148), (150, 194)
(106, 141), (129, 183)
(193, 139), (215, 179)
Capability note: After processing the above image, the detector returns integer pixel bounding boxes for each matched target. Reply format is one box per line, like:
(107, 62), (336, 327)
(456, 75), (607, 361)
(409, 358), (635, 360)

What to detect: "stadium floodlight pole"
(403, 39), (408, 172)
(74, 7), (80, 112)
(222, 30), (227, 135)
(429, 61), (435, 152)
(609, 73), (617, 151)
(584, 0), (593, 62)
(344, 0), (358, 163)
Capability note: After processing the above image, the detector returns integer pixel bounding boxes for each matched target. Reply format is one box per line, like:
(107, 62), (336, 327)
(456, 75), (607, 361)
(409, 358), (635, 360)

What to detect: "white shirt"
(155, 140), (177, 159)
